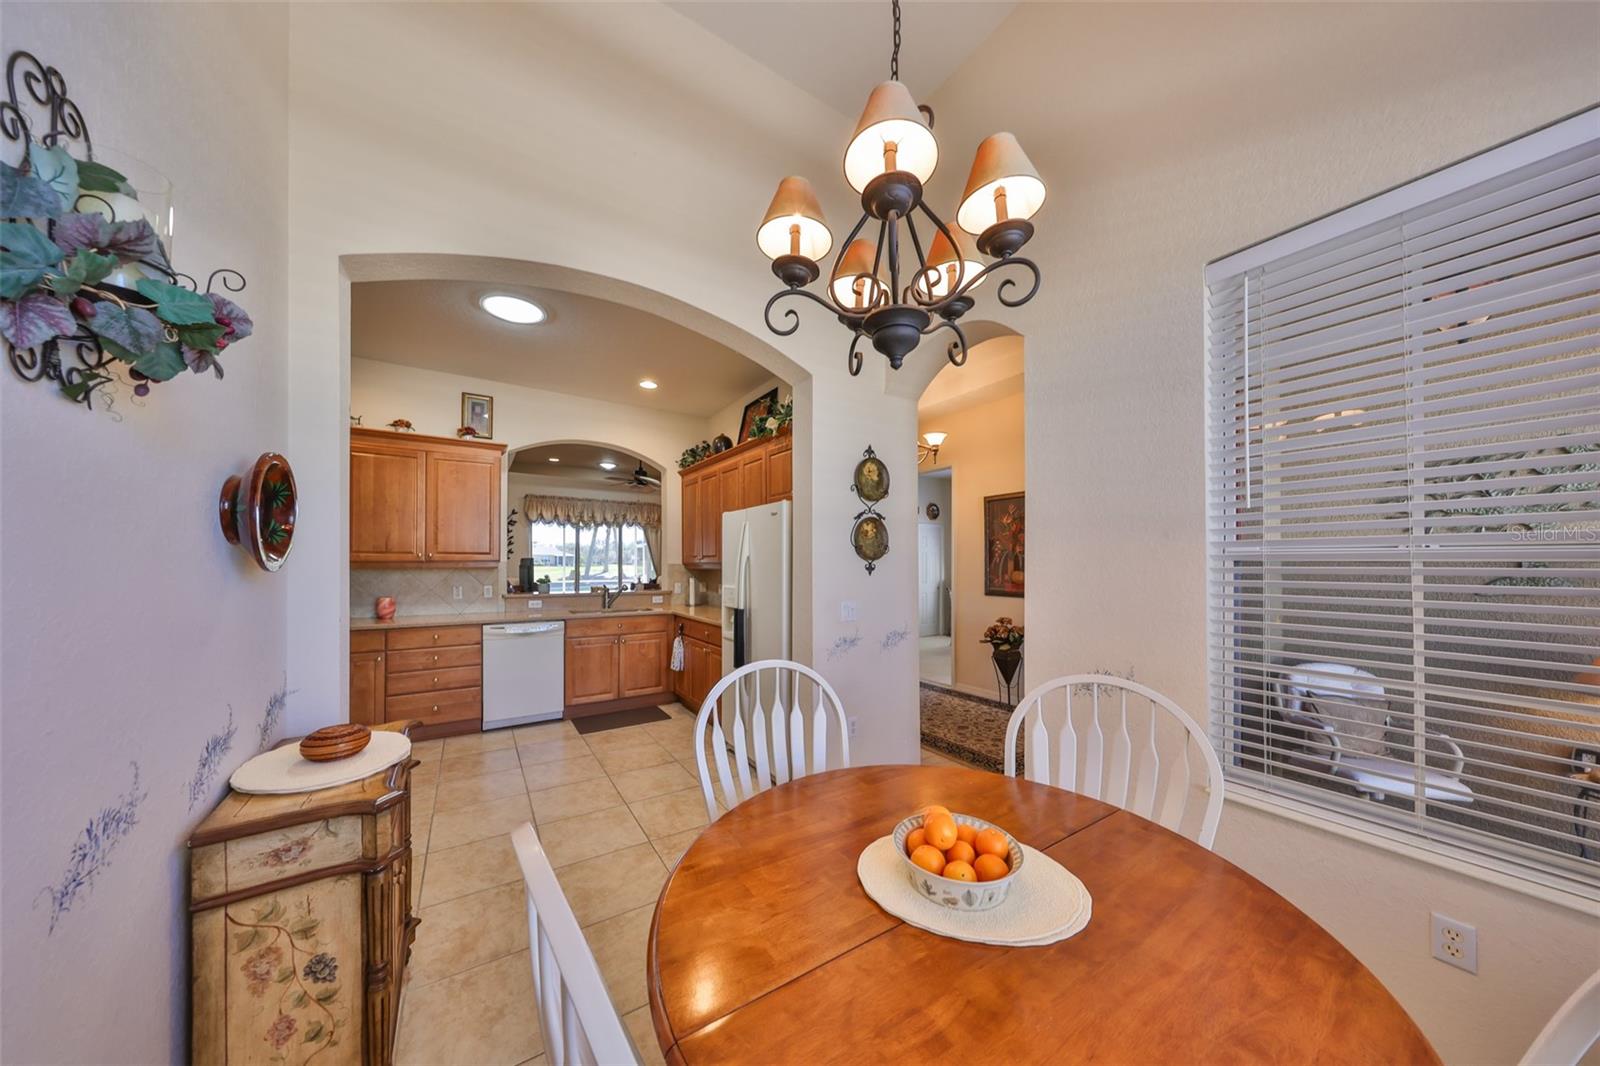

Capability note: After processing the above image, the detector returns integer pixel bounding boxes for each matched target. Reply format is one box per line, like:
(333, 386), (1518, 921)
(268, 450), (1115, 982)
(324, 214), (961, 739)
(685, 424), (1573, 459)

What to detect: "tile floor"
(393, 701), (973, 1065)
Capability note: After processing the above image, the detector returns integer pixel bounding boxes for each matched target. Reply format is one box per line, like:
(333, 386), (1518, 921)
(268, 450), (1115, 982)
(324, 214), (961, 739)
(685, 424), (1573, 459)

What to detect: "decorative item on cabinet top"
(2, 51), (254, 415)
(850, 444), (890, 574)
(219, 452), (297, 572)
(738, 386), (781, 441)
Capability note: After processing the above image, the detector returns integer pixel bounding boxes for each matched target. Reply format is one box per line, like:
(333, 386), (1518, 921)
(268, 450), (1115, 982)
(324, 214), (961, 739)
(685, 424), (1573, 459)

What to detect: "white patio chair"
(693, 659), (849, 821)
(1520, 969), (1600, 1066)
(1004, 675), (1224, 849)
(1278, 662), (1474, 806)
(510, 824), (640, 1066)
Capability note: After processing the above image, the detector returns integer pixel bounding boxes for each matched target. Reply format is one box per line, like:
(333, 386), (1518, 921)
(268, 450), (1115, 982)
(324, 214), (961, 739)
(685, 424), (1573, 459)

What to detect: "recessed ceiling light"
(480, 294), (546, 324)
(547, 457), (560, 463)
(599, 461), (617, 471)
(638, 379), (659, 390)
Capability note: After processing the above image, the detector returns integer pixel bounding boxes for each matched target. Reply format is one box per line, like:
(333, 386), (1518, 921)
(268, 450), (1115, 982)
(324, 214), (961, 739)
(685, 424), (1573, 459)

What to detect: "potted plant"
(980, 616), (1025, 687)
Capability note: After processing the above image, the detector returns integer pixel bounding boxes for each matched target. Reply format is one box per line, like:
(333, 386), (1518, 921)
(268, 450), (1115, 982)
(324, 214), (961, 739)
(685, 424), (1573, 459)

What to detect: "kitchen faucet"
(599, 584), (624, 610)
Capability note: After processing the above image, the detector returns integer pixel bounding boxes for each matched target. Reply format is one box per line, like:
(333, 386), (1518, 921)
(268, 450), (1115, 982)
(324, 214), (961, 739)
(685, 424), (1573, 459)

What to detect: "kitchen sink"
(563, 608), (669, 618)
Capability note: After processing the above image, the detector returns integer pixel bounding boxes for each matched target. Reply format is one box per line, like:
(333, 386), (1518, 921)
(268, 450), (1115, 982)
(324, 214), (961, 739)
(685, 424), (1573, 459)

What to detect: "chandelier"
(757, 0), (1045, 377)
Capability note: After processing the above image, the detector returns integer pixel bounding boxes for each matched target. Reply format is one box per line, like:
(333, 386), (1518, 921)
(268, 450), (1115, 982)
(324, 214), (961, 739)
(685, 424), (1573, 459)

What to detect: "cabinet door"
(741, 451), (767, 506)
(766, 437), (792, 500)
(426, 450), (501, 563)
(682, 473), (702, 566)
(685, 641), (707, 711)
(351, 442), (426, 563)
(350, 650), (386, 727)
(565, 635), (620, 705)
(699, 468), (724, 565)
(705, 642), (723, 700)
(619, 632), (670, 697)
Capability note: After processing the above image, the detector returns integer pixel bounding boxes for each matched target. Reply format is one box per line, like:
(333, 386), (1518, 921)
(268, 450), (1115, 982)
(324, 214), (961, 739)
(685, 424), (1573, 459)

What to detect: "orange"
(924, 813), (958, 851)
(974, 827), (1009, 859)
(943, 860), (976, 882)
(945, 840), (976, 866)
(954, 823), (977, 846)
(919, 804), (952, 823)
(905, 828), (927, 855)
(974, 854), (1009, 881)
(910, 845), (946, 876)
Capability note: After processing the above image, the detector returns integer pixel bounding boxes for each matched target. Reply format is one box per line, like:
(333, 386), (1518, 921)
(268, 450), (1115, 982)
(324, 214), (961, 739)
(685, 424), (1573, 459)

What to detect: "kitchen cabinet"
(671, 617), (723, 712)
(680, 426), (791, 569)
(350, 631), (386, 727)
(563, 615), (674, 711)
(351, 428), (505, 567)
(349, 622), (483, 738)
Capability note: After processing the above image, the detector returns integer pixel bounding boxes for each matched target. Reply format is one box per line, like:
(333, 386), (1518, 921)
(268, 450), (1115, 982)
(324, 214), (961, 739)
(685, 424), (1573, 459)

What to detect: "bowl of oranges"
(893, 805), (1023, 911)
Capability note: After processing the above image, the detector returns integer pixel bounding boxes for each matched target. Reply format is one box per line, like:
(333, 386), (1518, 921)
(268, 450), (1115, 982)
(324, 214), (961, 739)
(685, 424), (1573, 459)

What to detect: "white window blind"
(1205, 110), (1600, 893)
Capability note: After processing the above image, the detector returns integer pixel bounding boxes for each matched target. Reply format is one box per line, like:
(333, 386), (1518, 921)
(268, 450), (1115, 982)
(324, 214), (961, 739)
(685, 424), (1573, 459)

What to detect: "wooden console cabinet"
(189, 721), (418, 1066)
(680, 427), (791, 569)
(351, 625), (482, 739)
(564, 614), (674, 713)
(350, 429), (505, 567)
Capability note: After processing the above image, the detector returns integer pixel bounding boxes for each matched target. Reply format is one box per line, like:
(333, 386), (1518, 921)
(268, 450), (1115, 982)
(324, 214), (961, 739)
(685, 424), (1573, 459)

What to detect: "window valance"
(522, 494), (661, 530)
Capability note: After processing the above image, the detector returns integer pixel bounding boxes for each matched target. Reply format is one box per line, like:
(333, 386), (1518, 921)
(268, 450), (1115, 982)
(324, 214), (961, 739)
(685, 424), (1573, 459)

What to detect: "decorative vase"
(712, 433), (733, 453)
(375, 596), (396, 621)
(992, 647), (1022, 685)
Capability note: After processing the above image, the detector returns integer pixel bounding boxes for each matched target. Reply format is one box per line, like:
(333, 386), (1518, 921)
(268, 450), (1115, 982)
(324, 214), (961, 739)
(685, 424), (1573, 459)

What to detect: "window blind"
(1204, 110), (1600, 892)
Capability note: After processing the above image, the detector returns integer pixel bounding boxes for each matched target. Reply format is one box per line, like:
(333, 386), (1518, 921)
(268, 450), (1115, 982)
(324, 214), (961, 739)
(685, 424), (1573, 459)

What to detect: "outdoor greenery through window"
(527, 520), (655, 593)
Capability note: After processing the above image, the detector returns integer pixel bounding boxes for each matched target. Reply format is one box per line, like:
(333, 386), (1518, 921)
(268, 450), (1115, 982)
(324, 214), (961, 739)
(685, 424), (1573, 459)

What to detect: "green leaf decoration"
(88, 303), (163, 358)
(0, 292), (75, 350)
(130, 340), (186, 382)
(60, 368), (112, 402)
(264, 480), (292, 509)
(46, 250), (119, 297)
(1, 160), (65, 219)
(290, 990), (309, 1008)
(313, 987), (339, 1004)
(263, 520), (289, 546)
(0, 222), (64, 299)
(176, 321), (226, 351)
(304, 1023), (326, 1044)
(289, 916), (320, 937)
(276, 966), (294, 983)
(134, 278), (214, 325)
(105, 220), (162, 266)
(74, 159), (131, 195)
(231, 928), (262, 953)
(26, 144), (78, 214)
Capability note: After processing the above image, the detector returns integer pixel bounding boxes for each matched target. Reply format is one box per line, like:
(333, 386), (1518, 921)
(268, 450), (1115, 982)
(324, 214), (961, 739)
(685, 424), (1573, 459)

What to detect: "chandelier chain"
(890, 0), (901, 80)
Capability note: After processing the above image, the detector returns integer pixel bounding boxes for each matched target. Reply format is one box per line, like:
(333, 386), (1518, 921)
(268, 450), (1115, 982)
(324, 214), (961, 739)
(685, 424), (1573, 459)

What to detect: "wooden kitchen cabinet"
(350, 638), (386, 728)
(619, 630), (671, 697)
(351, 428), (505, 568)
(349, 622), (483, 739)
(671, 617), (723, 711)
(678, 426), (791, 570)
(565, 634), (623, 705)
(563, 615), (675, 713)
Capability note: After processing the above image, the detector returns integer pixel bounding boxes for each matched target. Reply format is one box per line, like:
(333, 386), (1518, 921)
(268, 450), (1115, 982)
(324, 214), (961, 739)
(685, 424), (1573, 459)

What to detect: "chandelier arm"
(886, 212), (902, 304)
(821, 209), (874, 315)
(914, 200), (971, 308)
(919, 318), (969, 367)
(949, 254), (1041, 307)
(901, 211), (939, 307)
(848, 330), (868, 377)
(764, 286), (845, 337)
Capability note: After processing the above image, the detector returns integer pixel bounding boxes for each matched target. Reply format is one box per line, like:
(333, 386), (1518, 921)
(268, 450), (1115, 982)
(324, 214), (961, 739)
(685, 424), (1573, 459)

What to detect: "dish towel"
(670, 634), (685, 672)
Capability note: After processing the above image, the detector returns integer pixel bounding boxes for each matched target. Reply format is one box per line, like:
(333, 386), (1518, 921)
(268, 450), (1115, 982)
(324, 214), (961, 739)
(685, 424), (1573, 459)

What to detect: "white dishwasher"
(482, 621), (566, 729)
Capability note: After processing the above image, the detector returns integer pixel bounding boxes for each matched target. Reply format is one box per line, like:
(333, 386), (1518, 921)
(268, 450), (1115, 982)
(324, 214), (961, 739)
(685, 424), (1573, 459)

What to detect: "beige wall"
(929, 3), (1600, 1062)
(920, 389), (1026, 695)
(0, 3), (290, 1062)
(707, 375), (789, 448)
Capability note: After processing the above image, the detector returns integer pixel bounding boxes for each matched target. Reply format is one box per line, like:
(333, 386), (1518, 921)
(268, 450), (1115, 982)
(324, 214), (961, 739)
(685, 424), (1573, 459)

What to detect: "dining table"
(646, 763), (1439, 1064)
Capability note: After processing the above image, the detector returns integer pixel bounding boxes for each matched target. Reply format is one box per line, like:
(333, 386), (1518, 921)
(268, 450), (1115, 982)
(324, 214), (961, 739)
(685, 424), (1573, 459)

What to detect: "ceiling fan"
(604, 462), (661, 490)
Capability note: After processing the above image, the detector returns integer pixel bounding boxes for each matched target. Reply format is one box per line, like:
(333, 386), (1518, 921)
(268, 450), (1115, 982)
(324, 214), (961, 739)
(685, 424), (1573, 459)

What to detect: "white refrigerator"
(720, 500), (792, 673)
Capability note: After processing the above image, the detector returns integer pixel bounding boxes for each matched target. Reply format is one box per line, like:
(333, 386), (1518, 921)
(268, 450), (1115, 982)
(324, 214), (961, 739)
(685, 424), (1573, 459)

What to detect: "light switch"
(483, 585), (493, 598)
(841, 601), (857, 622)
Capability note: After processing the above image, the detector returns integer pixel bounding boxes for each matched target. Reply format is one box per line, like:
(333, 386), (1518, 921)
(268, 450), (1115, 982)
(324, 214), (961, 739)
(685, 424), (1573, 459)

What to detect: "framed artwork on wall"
(738, 387), (780, 441)
(983, 492), (1025, 597)
(461, 392), (494, 438)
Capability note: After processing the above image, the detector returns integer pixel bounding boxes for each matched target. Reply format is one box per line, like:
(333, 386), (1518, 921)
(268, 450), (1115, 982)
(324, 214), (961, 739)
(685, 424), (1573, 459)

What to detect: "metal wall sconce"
(917, 431), (946, 465)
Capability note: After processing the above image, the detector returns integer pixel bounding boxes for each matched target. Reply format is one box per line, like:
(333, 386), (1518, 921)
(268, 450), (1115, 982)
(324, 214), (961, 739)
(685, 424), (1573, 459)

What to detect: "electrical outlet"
(841, 600), (858, 622)
(1574, 746), (1600, 771)
(848, 716), (859, 739)
(1431, 913), (1477, 974)
(526, 599), (542, 610)
(673, 581), (684, 595)
(652, 595), (665, 604)
(483, 585), (493, 599)
(452, 585), (463, 601)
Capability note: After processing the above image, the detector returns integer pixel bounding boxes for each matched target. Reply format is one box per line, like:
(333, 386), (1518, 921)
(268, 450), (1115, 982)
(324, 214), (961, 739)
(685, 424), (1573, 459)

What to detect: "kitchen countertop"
(351, 603), (721, 631)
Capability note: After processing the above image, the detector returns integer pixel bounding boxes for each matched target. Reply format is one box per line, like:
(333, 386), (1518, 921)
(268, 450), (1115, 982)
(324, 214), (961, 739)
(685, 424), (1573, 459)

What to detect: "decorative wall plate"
(219, 452), (297, 572)
(926, 502), (941, 520)
(851, 513), (890, 569)
(852, 449), (891, 502)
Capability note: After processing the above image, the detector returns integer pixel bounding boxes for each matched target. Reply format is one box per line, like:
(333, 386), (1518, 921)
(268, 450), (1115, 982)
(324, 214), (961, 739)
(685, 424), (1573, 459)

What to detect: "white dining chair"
(1004, 675), (1225, 849)
(693, 659), (849, 821)
(1520, 970), (1600, 1066)
(510, 824), (640, 1066)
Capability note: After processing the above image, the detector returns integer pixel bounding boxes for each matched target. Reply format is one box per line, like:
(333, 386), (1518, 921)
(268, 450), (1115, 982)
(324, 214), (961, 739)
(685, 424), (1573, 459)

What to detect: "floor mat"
(918, 683), (1022, 774)
(571, 706), (673, 734)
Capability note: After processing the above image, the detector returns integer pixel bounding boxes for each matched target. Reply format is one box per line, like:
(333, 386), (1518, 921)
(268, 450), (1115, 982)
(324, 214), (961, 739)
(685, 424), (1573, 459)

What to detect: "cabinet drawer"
(351, 630), (386, 653)
(385, 686), (480, 725)
(386, 625), (483, 651)
(386, 644), (481, 673)
(564, 615), (673, 638)
(678, 618), (720, 646)
(385, 665), (481, 696)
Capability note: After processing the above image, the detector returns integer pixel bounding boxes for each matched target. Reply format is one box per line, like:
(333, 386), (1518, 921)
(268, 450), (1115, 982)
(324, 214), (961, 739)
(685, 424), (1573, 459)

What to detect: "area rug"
(919, 683), (1022, 774)
(571, 706), (672, 735)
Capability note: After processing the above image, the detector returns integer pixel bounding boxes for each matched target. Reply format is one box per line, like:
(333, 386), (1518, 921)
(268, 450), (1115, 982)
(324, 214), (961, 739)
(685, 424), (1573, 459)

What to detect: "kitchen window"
(1204, 109), (1600, 893)
(528, 520), (656, 593)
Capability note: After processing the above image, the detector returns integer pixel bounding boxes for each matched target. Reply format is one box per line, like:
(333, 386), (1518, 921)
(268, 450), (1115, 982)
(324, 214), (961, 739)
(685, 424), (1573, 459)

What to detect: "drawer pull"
(432, 705), (439, 712)
(433, 676), (439, 683)
(432, 634), (439, 641)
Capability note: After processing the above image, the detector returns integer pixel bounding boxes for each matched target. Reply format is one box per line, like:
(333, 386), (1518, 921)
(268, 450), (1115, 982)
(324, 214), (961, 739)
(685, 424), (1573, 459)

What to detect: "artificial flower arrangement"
(678, 440), (713, 468)
(750, 395), (793, 439)
(0, 142), (251, 405)
(980, 616), (1024, 651)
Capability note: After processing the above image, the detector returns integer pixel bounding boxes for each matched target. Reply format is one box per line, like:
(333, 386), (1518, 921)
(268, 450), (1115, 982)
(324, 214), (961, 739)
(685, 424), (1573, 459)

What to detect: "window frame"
(527, 519), (655, 592)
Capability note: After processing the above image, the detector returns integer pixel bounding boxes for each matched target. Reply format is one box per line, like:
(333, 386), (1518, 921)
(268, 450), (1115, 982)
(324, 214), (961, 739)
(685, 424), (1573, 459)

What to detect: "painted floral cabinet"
(190, 722), (418, 1065)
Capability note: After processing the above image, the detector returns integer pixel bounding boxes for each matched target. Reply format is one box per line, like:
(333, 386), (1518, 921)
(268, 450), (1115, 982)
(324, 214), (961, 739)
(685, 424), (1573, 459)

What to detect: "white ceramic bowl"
(892, 811), (1024, 911)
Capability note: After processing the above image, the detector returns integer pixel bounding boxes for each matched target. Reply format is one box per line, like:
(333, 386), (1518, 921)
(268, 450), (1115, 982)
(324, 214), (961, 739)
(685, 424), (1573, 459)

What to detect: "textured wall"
(0, 4), (290, 1062)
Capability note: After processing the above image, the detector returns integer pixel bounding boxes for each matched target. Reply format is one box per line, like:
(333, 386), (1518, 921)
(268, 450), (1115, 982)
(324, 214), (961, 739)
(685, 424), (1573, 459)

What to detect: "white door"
(917, 522), (945, 637)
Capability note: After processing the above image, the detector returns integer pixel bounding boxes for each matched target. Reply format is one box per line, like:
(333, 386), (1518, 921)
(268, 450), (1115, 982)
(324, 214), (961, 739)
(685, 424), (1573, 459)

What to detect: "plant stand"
(991, 647), (1024, 705)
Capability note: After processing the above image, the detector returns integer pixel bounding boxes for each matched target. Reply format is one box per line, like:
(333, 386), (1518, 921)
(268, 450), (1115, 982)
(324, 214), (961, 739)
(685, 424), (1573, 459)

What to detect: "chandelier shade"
(756, 176), (834, 262)
(830, 238), (888, 310)
(843, 80), (938, 193)
(956, 132), (1046, 235)
(915, 224), (985, 298)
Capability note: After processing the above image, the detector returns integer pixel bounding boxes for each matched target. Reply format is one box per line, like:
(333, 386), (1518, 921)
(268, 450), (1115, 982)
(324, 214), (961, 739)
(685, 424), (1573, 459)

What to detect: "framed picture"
(461, 392), (494, 438)
(983, 492), (1024, 597)
(738, 387), (780, 441)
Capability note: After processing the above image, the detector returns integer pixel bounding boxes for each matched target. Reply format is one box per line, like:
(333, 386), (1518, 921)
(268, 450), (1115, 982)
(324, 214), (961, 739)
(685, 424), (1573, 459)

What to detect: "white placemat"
(229, 731), (412, 795)
(857, 835), (1092, 947)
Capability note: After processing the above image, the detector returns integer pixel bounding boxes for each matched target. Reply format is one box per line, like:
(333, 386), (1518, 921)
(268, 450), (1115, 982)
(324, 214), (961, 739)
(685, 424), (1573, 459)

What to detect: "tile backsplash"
(351, 568), (504, 618)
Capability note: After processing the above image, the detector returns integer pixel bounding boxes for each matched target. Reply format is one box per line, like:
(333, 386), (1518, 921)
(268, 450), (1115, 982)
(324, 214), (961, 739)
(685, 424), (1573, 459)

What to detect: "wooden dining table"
(646, 764), (1438, 1065)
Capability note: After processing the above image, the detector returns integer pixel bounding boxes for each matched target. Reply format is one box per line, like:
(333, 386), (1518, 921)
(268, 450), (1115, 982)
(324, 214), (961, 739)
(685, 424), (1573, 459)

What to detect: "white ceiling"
(508, 442), (663, 490)
(350, 280), (774, 418)
(669, 1), (1018, 116)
